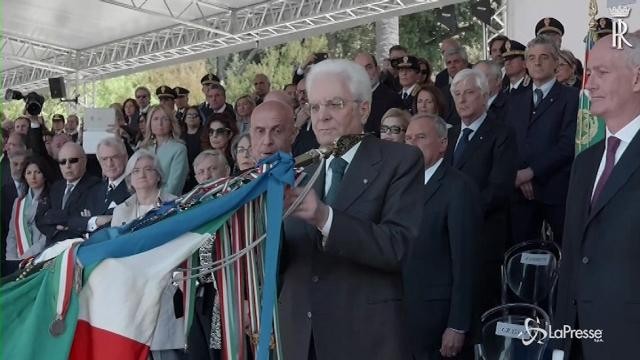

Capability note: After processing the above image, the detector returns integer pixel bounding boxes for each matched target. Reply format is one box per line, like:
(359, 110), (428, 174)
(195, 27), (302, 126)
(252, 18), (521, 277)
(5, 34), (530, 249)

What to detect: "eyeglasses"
(131, 167), (156, 176)
(380, 125), (406, 134)
(186, 113), (199, 118)
(305, 98), (359, 114)
(236, 146), (251, 155)
(58, 157), (80, 165)
(209, 128), (231, 137)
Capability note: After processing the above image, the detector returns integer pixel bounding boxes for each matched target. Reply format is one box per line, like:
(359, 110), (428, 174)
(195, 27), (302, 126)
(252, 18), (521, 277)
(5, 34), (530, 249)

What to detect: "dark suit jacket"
(504, 81), (579, 204)
(279, 136), (424, 360)
(445, 113), (517, 261)
(36, 175), (100, 244)
(366, 83), (403, 136)
(399, 85), (420, 113)
(488, 90), (508, 124)
(435, 68), (450, 90)
(88, 179), (131, 216)
(554, 129), (640, 359)
(403, 163), (481, 358)
(198, 102), (236, 126)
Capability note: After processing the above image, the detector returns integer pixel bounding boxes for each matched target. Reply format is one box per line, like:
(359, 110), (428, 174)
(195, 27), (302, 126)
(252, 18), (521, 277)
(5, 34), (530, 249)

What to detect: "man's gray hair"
(451, 68), (490, 97)
(124, 149), (165, 192)
(474, 60), (503, 82)
(444, 47), (469, 63)
(193, 149), (228, 170)
(97, 136), (128, 157)
(525, 35), (560, 60)
(306, 59), (372, 105)
(410, 114), (449, 139)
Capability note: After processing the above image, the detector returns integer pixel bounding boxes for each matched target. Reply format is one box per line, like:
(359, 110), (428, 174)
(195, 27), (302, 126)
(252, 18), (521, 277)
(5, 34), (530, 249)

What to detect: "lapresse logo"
(495, 318), (604, 345)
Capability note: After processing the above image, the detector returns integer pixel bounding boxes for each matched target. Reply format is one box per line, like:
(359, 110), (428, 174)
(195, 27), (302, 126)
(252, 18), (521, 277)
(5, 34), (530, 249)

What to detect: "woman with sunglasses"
(6, 156), (53, 266)
(140, 105), (189, 196)
(201, 113), (238, 169)
(181, 106), (205, 192)
(380, 108), (411, 143)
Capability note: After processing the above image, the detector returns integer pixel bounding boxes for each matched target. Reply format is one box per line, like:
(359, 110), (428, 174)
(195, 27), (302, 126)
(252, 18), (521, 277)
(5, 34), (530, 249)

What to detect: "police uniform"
(392, 55), (421, 113)
(156, 85), (177, 101)
(173, 86), (190, 124)
(502, 40), (531, 95)
(198, 73), (221, 122)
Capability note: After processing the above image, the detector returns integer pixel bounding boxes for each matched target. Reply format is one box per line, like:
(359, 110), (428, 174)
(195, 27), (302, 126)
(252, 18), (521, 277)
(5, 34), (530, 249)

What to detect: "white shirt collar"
(402, 83), (418, 97)
(461, 112), (487, 135)
(214, 103), (227, 113)
(424, 158), (444, 185)
(606, 113), (640, 144)
(372, 81), (380, 92)
(108, 172), (127, 188)
(67, 177), (82, 188)
(533, 78), (556, 99)
(324, 139), (363, 196)
(487, 94), (498, 108)
(511, 76), (524, 90)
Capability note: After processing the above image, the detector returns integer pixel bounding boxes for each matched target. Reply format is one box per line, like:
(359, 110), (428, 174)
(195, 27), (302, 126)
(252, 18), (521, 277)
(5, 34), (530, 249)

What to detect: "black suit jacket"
(445, 113), (517, 261)
(488, 90), (508, 124)
(36, 175), (100, 244)
(554, 129), (640, 359)
(504, 81), (579, 204)
(366, 83), (403, 136)
(279, 136), (424, 360)
(198, 102), (236, 126)
(88, 179), (131, 216)
(403, 163), (481, 358)
(399, 85), (420, 113)
(435, 68), (450, 90)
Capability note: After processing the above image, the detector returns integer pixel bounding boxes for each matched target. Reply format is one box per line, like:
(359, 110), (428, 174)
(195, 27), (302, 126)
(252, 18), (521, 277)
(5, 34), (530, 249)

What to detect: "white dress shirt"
(591, 113), (640, 197)
(455, 113), (487, 148)
(319, 141), (362, 238)
(487, 94), (498, 109)
(401, 84), (418, 99)
(532, 78), (556, 103)
(510, 76), (525, 91)
(87, 172), (127, 232)
(424, 158), (444, 185)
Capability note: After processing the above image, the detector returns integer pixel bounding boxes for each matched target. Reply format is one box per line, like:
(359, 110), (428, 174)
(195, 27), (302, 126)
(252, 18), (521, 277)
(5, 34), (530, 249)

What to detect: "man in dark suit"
(475, 61), (509, 123)
(553, 34), (640, 360)
(405, 114), (481, 359)
(199, 83), (236, 125)
(280, 59), (424, 360)
(36, 142), (100, 245)
(505, 36), (579, 246)
(444, 68), (518, 341)
(86, 137), (131, 231)
(292, 78), (319, 156)
(437, 46), (471, 129)
(1, 148), (27, 275)
(354, 52), (403, 136)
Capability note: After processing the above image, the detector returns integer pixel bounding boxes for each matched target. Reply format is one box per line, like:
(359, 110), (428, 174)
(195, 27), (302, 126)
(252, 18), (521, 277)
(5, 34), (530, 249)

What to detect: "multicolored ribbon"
(14, 195), (33, 257)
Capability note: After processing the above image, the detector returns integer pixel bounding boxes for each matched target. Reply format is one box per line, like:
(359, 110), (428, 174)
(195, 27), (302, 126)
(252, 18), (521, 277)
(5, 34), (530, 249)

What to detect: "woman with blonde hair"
(140, 105), (189, 195)
(380, 108), (411, 143)
(557, 49), (581, 90)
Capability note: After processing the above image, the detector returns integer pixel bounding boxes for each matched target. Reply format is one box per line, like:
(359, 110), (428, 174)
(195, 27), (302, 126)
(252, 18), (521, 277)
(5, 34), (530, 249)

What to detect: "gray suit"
(279, 136), (424, 360)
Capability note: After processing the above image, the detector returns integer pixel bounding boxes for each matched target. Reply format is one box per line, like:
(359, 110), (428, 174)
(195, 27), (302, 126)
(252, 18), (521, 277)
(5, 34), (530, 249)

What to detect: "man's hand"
(515, 167), (534, 187)
(440, 328), (465, 358)
(519, 181), (535, 200)
(95, 215), (112, 228)
(284, 187), (329, 229)
(55, 225), (68, 231)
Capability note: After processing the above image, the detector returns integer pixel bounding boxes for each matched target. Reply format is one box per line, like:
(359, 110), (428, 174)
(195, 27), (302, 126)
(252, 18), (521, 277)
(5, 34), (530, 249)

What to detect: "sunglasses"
(58, 157), (80, 165)
(380, 125), (406, 134)
(209, 128), (231, 136)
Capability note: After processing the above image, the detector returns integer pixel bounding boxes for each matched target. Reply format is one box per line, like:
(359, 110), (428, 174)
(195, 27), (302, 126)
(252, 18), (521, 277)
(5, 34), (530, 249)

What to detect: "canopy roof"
(2, 0), (463, 93)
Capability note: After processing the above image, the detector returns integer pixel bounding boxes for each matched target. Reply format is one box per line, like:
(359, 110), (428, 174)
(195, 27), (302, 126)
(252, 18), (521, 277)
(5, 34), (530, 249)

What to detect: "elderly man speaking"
(280, 59), (424, 360)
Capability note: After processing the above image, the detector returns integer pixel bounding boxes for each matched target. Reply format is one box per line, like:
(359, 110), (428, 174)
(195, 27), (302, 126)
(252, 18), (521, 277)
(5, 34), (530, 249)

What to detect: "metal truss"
(2, 0), (465, 93)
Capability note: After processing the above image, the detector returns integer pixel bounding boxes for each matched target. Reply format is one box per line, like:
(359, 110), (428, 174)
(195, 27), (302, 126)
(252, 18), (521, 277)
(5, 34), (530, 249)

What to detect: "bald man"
(250, 100), (298, 160)
(264, 90), (297, 109)
(36, 142), (100, 244)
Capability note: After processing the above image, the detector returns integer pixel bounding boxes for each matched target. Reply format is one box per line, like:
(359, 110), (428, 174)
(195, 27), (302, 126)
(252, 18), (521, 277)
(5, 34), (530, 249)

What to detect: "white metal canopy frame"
(1, 0), (465, 94)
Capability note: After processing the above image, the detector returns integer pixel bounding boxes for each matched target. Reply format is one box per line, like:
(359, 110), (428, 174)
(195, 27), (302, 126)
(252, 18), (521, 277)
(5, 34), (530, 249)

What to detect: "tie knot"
(330, 157), (348, 176)
(607, 136), (621, 154)
(108, 183), (116, 191)
(534, 88), (543, 97)
(66, 183), (74, 191)
(462, 128), (474, 139)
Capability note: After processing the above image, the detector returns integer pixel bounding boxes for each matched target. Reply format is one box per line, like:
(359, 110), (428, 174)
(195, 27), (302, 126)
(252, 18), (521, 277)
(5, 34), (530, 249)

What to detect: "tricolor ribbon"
(51, 243), (81, 335)
(14, 195), (33, 257)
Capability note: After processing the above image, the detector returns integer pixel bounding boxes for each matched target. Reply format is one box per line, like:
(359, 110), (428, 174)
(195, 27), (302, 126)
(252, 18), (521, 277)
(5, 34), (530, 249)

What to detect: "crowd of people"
(2, 14), (640, 360)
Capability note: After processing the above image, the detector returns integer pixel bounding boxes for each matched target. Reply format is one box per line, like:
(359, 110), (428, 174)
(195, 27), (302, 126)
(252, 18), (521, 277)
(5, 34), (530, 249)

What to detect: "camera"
(4, 89), (45, 116)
